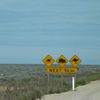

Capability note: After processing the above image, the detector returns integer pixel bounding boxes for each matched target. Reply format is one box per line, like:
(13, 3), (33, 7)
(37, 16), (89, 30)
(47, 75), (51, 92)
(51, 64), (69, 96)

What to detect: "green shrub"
(76, 80), (87, 86)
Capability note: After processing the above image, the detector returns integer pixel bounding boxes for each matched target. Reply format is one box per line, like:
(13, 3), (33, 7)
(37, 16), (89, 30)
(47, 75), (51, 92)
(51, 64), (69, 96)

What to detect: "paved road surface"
(42, 80), (100, 100)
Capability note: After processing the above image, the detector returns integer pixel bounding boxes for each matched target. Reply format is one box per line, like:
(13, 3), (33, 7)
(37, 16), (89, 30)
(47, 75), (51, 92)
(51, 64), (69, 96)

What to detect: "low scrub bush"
(76, 80), (87, 86)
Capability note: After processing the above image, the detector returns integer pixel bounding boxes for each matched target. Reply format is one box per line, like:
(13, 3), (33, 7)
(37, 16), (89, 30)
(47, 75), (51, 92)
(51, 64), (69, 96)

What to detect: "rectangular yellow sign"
(46, 68), (78, 74)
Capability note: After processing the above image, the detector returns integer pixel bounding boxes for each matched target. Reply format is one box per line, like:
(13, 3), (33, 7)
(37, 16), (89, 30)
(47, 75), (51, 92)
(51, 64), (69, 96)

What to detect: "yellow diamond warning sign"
(43, 55), (55, 67)
(56, 55), (68, 67)
(69, 55), (81, 67)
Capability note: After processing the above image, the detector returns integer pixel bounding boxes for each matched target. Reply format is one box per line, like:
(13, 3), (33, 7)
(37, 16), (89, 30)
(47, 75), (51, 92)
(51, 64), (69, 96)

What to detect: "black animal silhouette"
(73, 58), (78, 63)
(46, 59), (51, 62)
(59, 58), (66, 63)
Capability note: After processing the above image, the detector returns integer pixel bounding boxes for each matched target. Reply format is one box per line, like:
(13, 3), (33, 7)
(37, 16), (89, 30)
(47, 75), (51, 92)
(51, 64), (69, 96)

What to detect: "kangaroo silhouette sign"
(69, 55), (81, 67)
(73, 58), (79, 63)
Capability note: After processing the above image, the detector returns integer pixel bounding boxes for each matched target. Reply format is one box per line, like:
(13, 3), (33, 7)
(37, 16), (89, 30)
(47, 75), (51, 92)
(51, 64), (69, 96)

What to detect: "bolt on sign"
(69, 55), (81, 67)
(56, 55), (68, 67)
(43, 55), (55, 67)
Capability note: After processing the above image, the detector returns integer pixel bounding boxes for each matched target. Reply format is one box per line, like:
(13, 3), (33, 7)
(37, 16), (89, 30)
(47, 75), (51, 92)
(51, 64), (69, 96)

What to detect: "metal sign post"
(47, 73), (50, 93)
(72, 76), (75, 91)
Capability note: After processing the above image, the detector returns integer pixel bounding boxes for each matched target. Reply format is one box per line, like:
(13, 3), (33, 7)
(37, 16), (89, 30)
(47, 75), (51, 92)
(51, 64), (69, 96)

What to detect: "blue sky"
(0, 0), (100, 64)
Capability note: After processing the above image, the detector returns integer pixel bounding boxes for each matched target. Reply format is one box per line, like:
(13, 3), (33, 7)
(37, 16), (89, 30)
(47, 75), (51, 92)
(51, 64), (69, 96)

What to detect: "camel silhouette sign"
(43, 55), (55, 67)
